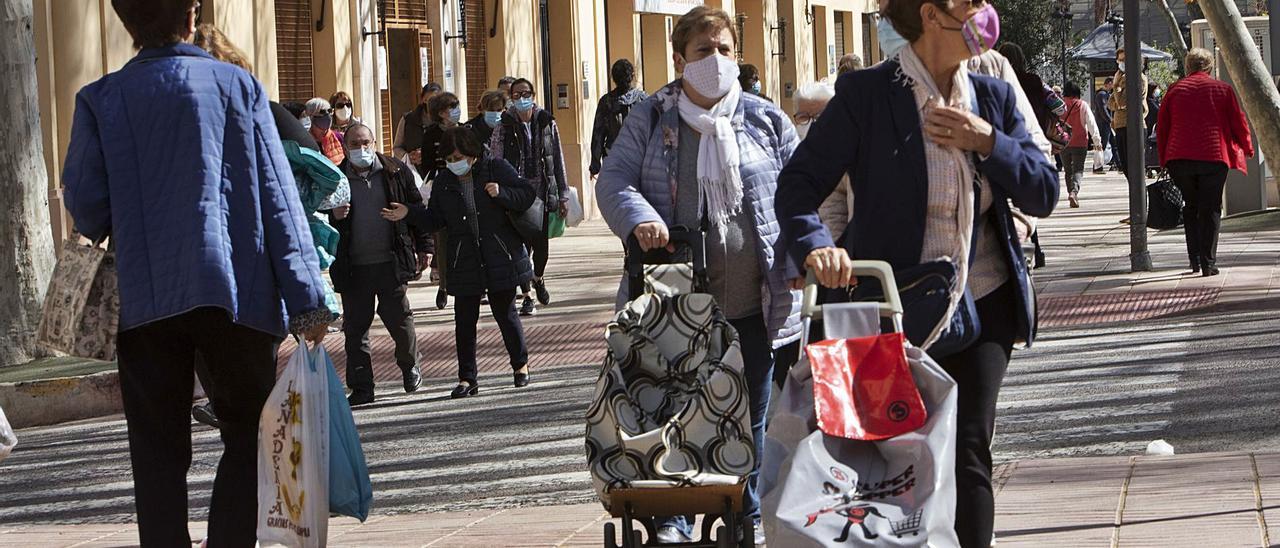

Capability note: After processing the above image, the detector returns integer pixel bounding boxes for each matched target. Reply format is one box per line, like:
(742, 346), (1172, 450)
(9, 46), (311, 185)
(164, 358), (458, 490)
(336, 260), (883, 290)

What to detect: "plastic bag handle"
(801, 260), (904, 321)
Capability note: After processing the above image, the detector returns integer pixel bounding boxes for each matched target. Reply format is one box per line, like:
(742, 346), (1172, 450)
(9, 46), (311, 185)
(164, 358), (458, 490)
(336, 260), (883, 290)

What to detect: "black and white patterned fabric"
(585, 292), (753, 509)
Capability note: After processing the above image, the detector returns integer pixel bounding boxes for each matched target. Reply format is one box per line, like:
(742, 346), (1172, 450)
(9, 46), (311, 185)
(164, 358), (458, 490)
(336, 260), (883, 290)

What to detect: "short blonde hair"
(193, 24), (251, 71)
(1185, 48), (1215, 74)
(671, 6), (738, 58)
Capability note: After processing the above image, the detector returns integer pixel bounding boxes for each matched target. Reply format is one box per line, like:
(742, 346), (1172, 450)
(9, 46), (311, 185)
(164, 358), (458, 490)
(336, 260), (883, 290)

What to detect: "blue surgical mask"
(448, 107), (462, 123)
(751, 81), (762, 94)
(484, 111), (502, 128)
(446, 158), (472, 176)
(514, 97), (535, 112)
(876, 16), (909, 58)
(349, 148), (376, 169)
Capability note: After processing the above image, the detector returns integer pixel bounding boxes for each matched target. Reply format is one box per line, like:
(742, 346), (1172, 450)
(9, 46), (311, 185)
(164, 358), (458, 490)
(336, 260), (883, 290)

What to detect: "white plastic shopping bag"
(257, 340), (330, 547)
(0, 404), (16, 462)
(565, 186), (585, 227)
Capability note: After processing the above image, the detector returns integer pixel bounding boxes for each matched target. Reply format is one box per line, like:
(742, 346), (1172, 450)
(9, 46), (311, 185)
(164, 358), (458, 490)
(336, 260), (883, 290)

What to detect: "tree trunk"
(0, 0), (56, 367)
(1149, 0), (1189, 61)
(1199, 0), (1280, 199)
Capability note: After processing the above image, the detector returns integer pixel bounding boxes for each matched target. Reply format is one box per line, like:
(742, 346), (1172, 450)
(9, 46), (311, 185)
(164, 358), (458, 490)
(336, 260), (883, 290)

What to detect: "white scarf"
(896, 46), (978, 350)
(676, 84), (744, 228)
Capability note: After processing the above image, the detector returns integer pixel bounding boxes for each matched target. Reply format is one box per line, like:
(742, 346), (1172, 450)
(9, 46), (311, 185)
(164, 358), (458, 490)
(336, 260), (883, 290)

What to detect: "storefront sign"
(634, 0), (702, 16)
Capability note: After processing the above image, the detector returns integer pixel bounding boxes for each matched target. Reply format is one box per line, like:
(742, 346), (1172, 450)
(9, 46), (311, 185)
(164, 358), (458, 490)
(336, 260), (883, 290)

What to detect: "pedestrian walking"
(994, 42), (1054, 268)
(1094, 77), (1115, 173)
(395, 89), (459, 182)
(465, 89), (507, 147)
(589, 59), (648, 178)
(596, 7), (802, 544)
(774, 2), (1057, 546)
(306, 97), (347, 165)
(1108, 47), (1148, 177)
(738, 63), (768, 100)
(330, 125), (430, 406)
(1060, 82), (1103, 208)
(793, 81), (852, 240)
(1157, 48), (1253, 277)
(62, 1), (333, 544)
(488, 78), (571, 317)
(837, 53), (863, 75)
(330, 90), (362, 137)
(392, 83), (444, 177)
(381, 127), (535, 398)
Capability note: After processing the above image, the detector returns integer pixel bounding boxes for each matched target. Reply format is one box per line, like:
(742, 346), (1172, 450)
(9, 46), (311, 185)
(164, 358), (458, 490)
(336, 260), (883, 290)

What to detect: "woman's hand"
(632, 221), (669, 251)
(558, 199), (569, 218)
(302, 323), (329, 344)
(381, 202), (408, 222)
(331, 204), (350, 221)
(484, 182), (500, 198)
(924, 105), (996, 156)
(804, 247), (855, 289)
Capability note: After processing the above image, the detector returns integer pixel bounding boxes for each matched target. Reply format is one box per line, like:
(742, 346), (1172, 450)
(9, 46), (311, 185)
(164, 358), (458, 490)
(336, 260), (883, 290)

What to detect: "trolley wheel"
(604, 522), (619, 548)
(740, 518), (755, 548)
(716, 525), (734, 548)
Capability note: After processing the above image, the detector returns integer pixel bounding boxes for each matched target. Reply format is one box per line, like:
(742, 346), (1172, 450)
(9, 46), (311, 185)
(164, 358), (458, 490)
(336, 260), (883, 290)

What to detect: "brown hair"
(192, 24), (251, 71)
(1185, 48), (1214, 74)
(882, 0), (948, 43)
(479, 90), (507, 111)
(112, 0), (196, 49)
(670, 6), (738, 57)
(428, 92), (460, 123)
(329, 91), (353, 107)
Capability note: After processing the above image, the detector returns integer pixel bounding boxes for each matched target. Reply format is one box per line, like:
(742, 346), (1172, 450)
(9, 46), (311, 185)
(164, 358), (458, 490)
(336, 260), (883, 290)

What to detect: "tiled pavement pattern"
(2, 452), (1273, 547)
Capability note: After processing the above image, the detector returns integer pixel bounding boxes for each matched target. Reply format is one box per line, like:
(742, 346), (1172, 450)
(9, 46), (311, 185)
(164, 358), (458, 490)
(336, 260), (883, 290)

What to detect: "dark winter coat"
(465, 113), (496, 149)
(329, 153), (432, 293)
(398, 107), (446, 178)
(488, 106), (569, 212)
(590, 87), (648, 174)
(403, 155), (536, 296)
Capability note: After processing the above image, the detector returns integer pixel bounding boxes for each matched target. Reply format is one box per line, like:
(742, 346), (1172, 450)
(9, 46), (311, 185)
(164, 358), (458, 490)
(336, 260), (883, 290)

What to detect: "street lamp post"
(1051, 1), (1074, 85)
(1123, 0), (1153, 271)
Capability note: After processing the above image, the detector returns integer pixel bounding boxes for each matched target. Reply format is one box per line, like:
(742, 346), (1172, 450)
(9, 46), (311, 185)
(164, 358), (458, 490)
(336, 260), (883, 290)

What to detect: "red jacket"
(1157, 72), (1253, 173)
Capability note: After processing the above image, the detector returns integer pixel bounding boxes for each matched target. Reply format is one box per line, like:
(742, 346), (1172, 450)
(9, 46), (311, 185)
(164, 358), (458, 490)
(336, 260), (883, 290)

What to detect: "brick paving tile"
(1118, 453), (1264, 548)
(992, 456), (1131, 547)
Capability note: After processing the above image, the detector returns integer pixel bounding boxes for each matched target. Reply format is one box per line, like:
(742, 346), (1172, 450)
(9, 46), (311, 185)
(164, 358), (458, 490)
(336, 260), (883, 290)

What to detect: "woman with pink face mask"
(775, 1), (1057, 546)
(595, 6), (801, 545)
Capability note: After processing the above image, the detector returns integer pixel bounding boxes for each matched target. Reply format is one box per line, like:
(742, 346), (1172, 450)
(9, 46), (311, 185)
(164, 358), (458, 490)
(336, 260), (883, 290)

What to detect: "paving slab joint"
(555, 511), (611, 547)
(1110, 456), (1137, 548)
(420, 508), (508, 548)
(1251, 453), (1271, 548)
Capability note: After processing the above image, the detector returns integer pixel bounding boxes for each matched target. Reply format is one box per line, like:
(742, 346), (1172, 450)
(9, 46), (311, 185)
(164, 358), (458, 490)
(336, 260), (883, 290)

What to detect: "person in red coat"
(1157, 48), (1253, 277)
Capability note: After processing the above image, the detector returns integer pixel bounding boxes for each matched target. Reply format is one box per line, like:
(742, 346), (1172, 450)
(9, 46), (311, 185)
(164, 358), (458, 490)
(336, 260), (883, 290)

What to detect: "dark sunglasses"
(334, 102), (352, 109)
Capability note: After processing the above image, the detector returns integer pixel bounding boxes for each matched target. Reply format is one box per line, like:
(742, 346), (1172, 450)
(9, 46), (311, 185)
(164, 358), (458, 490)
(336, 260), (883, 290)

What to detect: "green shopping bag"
(547, 211), (567, 239)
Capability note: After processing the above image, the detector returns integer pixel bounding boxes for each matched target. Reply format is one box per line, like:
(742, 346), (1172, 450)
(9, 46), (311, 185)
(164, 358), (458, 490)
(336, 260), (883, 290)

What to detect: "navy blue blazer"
(775, 59), (1058, 346)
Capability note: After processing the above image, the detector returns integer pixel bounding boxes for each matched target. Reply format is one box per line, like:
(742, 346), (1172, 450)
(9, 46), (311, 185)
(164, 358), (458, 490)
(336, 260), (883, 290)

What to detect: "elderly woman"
(306, 97), (346, 165)
(596, 6), (800, 544)
(1157, 48), (1253, 277)
(774, 1), (1057, 546)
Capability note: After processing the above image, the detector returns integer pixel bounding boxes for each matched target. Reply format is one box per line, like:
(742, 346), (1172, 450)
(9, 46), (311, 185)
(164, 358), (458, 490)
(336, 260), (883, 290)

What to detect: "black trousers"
(455, 288), (528, 383)
(340, 262), (418, 393)
(1168, 160), (1229, 269)
(937, 282), (1018, 548)
(116, 307), (279, 547)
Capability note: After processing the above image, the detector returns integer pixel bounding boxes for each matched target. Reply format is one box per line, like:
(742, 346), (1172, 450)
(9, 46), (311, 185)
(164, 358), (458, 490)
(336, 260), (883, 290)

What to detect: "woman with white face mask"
(595, 6), (802, 545)
(329, 90), (362, 137)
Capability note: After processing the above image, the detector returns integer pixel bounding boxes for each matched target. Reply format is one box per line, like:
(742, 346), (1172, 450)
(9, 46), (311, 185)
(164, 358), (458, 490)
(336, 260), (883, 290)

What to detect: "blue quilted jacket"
(62, 44), (330, 338)
(596, 81), (803, 348)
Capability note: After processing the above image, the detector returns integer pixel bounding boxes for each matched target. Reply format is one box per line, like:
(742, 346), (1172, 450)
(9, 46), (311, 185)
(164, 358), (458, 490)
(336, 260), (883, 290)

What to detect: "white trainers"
(753, 519), (766, 546)
(654, 525), (693, 544)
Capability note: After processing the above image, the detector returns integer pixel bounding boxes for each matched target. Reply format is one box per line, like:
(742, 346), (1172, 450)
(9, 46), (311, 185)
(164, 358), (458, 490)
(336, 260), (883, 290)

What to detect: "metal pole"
(1123, 0), (1152, 271)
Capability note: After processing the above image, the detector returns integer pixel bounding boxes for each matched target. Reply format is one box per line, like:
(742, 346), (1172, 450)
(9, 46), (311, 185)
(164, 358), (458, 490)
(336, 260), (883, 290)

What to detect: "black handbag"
(507, 196), (545, 242)
(846, 259), (981, 359)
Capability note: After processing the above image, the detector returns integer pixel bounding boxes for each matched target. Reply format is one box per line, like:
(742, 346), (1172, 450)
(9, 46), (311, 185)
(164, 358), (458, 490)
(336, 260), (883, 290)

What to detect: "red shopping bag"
(805, 332), (927, 441)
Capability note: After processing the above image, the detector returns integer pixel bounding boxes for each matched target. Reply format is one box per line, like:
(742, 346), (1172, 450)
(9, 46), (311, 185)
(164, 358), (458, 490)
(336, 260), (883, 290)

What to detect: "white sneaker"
(654, 525), (693, 544)
(754, 520), (766, 546)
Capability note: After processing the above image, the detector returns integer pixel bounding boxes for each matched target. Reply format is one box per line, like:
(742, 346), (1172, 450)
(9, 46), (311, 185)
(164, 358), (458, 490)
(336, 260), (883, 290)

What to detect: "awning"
(1069, 22), (1175, 61)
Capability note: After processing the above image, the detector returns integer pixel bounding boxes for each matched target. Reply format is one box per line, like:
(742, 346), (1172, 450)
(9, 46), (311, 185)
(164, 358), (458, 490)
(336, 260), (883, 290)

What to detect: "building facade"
(33, 0), (875, 242)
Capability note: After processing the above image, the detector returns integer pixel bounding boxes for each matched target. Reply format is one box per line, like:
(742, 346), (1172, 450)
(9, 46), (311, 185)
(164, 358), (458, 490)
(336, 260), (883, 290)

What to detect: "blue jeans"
(659, 314), (773, 535)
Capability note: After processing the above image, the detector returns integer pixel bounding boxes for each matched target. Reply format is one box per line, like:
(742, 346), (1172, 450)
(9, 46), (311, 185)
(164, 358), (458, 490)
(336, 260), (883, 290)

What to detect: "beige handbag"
(36, 235), (119, 360)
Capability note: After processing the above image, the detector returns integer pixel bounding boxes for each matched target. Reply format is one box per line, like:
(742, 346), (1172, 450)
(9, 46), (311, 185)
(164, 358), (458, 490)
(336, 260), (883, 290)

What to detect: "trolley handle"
(801, 260), (904, 322)
(625, 227), (708, 299)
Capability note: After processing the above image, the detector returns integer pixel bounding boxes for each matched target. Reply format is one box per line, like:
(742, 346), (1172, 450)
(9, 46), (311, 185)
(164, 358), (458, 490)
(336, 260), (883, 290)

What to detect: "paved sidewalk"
(2, 451), (1273, 547)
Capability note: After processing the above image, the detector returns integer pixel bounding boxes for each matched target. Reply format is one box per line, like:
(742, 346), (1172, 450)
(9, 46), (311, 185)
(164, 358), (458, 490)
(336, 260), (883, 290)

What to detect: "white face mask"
(796, 121), (812, 140)
(335, 107), (352, 121)
(680, 54), (740, 100)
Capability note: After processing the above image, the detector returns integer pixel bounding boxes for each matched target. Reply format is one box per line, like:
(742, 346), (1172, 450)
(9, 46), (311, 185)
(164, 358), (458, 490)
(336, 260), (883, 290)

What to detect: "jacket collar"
(376, 152), (401, 176)
(126, 42), (215, 67)
(882, 59), (930, 206)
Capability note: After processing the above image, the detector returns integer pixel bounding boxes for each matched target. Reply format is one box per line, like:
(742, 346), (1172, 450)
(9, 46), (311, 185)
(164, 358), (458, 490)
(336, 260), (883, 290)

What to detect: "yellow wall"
(640, 14), (674, 93)
(311, 0), (355, 102)
(485, 0), (542, 93)
(812, 5), (833, 81)
(606, 0), (643, 82)
(205, 0), (280, 98)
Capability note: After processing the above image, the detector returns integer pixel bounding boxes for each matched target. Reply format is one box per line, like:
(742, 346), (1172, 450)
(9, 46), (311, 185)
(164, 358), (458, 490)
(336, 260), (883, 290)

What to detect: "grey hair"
(342, 123), (375, 144)
(305, 97), (332, 116)
(794, 81), (835, 105)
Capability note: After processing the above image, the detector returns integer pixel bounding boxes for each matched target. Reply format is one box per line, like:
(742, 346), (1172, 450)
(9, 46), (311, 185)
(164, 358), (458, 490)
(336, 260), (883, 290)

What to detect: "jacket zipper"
(492, 234), (513, 260)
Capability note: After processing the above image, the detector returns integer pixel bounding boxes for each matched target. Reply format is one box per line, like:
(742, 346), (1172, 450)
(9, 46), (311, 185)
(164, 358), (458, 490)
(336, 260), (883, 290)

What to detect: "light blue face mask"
(446, 158), (472, 176)
(484, 111), (502, 128)
(349, 148), (376, 169)
(751, 81), (762, 94)
(877, 16), (909, 58)
(448, 107), (462, 123)
(514, 97), (535, 112)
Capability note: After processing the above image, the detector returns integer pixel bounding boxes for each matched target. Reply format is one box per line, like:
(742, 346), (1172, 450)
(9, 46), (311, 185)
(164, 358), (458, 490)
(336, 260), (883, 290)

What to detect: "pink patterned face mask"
(944, 4), (1000, 57)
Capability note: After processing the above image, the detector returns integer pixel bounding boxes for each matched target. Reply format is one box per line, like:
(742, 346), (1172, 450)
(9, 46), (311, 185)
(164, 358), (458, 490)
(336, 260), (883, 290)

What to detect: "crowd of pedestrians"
(54, 0), (1254, 545)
